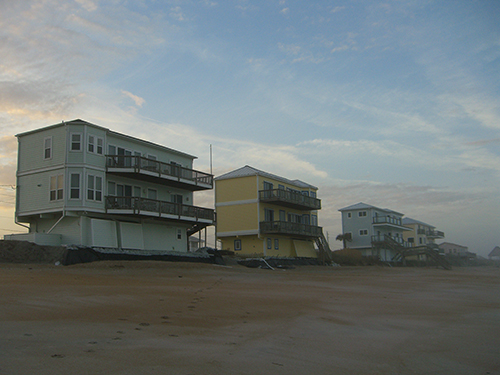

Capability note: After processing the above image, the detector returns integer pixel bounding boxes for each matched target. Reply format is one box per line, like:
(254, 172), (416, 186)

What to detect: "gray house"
(338, 202), (411, 261)
(8, 119), (215, 252)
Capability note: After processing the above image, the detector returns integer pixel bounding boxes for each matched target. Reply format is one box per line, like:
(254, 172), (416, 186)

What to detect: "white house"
(7, 119), (215, 252)
(438, 242), (468, 256)
(338, 202), (411, 261)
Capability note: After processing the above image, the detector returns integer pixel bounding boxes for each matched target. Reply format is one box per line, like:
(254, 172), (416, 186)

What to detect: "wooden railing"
(372, 216), (403, 226)
(106, 196), (215, 222)
(260, 220), (322, 237)
(259, 189), (321, 210)
(371, 234), (411, 248)
(106, 155), (213, 187)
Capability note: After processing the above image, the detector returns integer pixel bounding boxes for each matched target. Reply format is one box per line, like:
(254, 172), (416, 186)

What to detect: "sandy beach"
(1, 261), (499, 375)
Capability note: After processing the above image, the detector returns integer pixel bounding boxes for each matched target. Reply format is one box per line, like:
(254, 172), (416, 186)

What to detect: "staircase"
(315, 231), (334, 265)
(372, 235), (451, 270)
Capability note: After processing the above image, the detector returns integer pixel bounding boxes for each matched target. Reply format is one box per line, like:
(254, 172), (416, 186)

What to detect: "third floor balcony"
(106, 155), (213, 191)
(259, 189), (321, 210)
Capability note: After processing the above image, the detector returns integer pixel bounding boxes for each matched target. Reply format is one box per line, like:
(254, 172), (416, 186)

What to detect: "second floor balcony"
(260, 220), (322, 238)
(106, 155), (213, 191)
(259, 189), (321, 210)
(372, 215), (408, 230)
(417, 229), (445, 238)
(105, 196), (215, 225)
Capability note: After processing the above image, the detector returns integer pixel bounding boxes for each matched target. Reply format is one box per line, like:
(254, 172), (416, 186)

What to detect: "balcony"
(259, 189), (321, 210)
(106, 155), (213, 191)
(416, 229), (445, 238)
(105, 196), (215, 225)
(372, 215), (408, 230)
(260, 220), (322, 238)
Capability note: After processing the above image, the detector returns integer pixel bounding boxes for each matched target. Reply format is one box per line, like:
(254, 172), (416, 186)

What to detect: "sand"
(0, 261), (499, 375)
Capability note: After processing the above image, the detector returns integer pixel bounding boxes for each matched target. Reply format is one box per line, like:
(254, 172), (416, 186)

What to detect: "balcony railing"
(106, 155), (213, 190)
(106, 196), (215, 223)
(372, 216), (403, 227)
(416, 229), (445, 238)
(259, 189), (321, 210)
(260, 220), (322, 238)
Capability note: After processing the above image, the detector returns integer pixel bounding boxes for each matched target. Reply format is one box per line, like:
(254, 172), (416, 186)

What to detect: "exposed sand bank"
(1, 261), (499, 375)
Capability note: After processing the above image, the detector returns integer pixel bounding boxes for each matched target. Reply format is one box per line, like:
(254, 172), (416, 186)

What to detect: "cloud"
(331, 6), (345, 13)
(121, 91), (145, 107)
(466, 138), (500, 146)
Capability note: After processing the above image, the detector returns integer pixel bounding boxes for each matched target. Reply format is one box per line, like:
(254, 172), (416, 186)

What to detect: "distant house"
(6, 119), (215, 252)
(438, 242), (468, 256)
(488, 246), (500, 260)
(402, 217), (445, 248)
(338, 202), (412, 261)
(215, 165), (325, 258)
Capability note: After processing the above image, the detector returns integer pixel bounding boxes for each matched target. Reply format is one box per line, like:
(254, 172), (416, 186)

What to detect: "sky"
(0, 0), (499, 256)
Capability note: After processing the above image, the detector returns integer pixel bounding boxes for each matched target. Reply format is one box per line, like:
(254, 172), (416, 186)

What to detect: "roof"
(438, 242), (468, 249)
(488, 246), (500, 258)
(402, 217), (435, 228)
(338, 202), (404, 216)
(16, 119), (197, 159)
(215, 165), (317, 189)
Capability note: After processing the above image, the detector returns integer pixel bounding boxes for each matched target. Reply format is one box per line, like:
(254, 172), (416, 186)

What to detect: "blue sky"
(0, 0), (499, 256)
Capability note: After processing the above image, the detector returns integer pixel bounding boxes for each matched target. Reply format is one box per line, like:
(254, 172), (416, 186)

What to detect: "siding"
(216, 203), (259, 234)
(216, 176), (258, 203)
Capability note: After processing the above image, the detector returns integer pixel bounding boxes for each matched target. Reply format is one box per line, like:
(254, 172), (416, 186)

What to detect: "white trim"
(217, 229), (259, 237)
(17, 165), (65, 177)
(70, 132), (82, 152)
(215, 199), (258, 207)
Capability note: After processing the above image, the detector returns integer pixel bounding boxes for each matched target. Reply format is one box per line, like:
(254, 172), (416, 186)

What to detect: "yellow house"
(215, 166), (323, 258)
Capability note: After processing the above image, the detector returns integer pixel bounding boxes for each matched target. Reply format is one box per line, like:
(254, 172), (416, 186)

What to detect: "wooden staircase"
(372, 235), (451, 270)
(315, 231), (334, 265)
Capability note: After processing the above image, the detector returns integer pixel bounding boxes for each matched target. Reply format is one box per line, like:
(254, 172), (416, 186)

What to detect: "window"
(263, 181), (273, 190)
(177, 229), (182, 240)
(279, 210), (286, 222)
(71, 133), (81, 151)
(97, 138), (104, 155)
(274, 239), (279, 250)
(347, 212), (352, 218)
(44, 137), (52, 160)
(358, 211), (367, 217)
(264, 208), (274, 222)
(88, 135), (95, 153)
(50, 175), (63, 201)
(359, 229), (368, 236)
(408, 237), (414, 243)
(267, 238), (272, 249)
(171, 194), (183, 204)
(234, 239), (242, 251)
(87, 175), (102, 201)
(310, 191), (317, 198)
(278, 184), (285, 190)
(311, 214), (318, 226)
(70, 173), (80, 199)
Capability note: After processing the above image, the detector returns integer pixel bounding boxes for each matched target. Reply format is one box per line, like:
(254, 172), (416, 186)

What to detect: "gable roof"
(402, 217), (435, 228)
(16, 119), (197, 159)
(215, 165), (317, 189)
(489, 246), (500, 258)
(338, 202), (404, 216)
